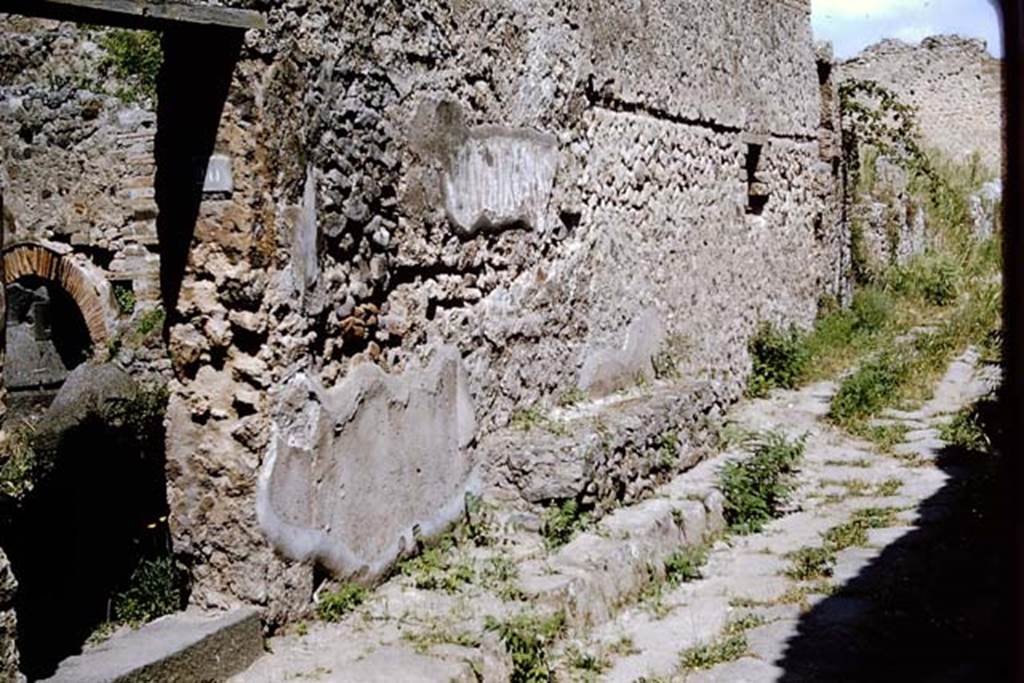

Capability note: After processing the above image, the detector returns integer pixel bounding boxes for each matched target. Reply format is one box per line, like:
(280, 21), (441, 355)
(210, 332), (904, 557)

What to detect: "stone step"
(481, 381), (723, 514)
(42, 608), (263, 683)
(518, 489), (726, 632)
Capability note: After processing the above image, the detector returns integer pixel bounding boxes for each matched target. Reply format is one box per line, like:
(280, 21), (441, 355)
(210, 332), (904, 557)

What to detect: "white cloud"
(811, 0), (1002, 58)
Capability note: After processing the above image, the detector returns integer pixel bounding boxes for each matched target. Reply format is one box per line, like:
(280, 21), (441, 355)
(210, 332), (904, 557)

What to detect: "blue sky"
(811, 0), (1003, 58)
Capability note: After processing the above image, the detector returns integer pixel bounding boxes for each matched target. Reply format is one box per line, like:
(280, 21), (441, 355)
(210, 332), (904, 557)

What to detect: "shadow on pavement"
(777, 399), (1009, 682)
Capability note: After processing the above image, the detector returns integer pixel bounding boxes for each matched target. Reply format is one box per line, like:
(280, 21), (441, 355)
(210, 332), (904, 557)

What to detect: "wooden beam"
(0, 0), (265, 31)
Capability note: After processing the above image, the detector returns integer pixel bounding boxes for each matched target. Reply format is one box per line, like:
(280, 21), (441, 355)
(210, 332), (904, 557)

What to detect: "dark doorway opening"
(5, 277), (93, 420)
(0, 385), (177, 680)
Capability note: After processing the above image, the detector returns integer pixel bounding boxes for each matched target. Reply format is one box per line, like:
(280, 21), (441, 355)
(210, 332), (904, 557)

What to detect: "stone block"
(320, 645), (476, 683)
(578, 311), (665, 398)
(42, 608), (263, 683)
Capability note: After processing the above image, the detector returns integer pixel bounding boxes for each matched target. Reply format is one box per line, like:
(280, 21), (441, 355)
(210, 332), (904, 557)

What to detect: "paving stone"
(879, 407), (929, 421)
(744, 603), (803, 623)
(905, 427), (941, 442)
(892, 437), (946, 457)
(832, 547), (884, 584)
(865, 526), (916, 547)
(293, 645), (476, 683)
(601, 596), (730, 683)
(682, 656), (784, 682)
(234, 350), (991, 683)
(868, 417), (929, 430)
(745, 618), (800, 665)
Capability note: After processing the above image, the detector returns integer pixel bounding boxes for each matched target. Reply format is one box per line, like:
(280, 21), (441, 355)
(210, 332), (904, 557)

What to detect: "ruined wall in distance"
(840, 35), (1004, 172)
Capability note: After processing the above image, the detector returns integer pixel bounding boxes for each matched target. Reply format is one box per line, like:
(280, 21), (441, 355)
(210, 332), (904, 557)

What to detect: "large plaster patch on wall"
(443, 126), (560, 235)
(257, 346), (477, 581)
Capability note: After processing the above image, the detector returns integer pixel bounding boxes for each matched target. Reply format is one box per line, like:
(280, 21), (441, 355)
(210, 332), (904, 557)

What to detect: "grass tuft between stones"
(485, 610), (566, 683)
(678, 615), (765, 671)
(719, 431), (806, 535)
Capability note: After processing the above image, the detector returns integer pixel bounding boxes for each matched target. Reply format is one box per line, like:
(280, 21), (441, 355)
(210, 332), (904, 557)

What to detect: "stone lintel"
(1, 0), (266, 31)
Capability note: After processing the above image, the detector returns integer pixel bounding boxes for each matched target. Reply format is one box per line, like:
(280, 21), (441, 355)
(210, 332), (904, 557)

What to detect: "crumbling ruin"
(0, 0), (1006, 679)
(841, 35), (1004, 173)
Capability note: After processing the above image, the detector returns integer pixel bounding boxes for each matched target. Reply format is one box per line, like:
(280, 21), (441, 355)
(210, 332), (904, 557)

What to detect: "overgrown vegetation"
(746, 79), (1001, 419)
(784, 546), (835, 581)
(848, 423), (909, 454)
(404, 621), (481, 655)
(829, 275), (1000, 431)
(113, 282), (137, 316)
(746, 288), (897, 396)
(565, 645), (610, 677)
(481, 556), (525, 602)
(641, 542), (712, 616)
(825, 118), (1001, 433)
(110, 555), (185, 625)
(108, 305), (167, 360)
(746, 323), (809, 397)
(663, 544), (709, 584)
(0, 425), (40, 500)
(940, 395), (999, 453)
(316, 583), (368, 622)
(655, 430), (680, 470)
(485, 610), (566, 683)
(397, 494), (495, 592)
(719, 431), (805, 535)
(99, 29), (163, 103)
(557, 388), (587, 408)
(541, 499), (590, 549)
(0, 382), (169, 501)
(511, 405), (570, 437)
(400, 539), (475, 593)
(784, 507), (901, 582)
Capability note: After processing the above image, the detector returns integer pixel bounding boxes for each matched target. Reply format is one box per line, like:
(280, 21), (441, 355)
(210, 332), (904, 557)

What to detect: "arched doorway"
(2, 244), (115, 419)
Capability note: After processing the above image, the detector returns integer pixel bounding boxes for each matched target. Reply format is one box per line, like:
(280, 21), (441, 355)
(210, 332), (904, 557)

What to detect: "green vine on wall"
(839, 78), (934, 197)
(840, 78), (986, 270)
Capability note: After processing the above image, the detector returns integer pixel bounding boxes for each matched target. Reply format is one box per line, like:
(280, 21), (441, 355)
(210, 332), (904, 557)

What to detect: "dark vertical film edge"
(999, 1), (1024, 680)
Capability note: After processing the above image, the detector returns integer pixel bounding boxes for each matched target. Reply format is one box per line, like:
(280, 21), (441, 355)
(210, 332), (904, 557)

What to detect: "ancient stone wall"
(840, 35), (1004, 172)
(153, 0), (844, 623)
(0, 18), (162, 307)
(0, 0), (847, 626)
(0, 18), (172, 394)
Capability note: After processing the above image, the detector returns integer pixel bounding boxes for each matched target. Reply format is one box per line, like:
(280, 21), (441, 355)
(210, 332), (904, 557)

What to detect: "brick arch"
(3, 243), (114, 346)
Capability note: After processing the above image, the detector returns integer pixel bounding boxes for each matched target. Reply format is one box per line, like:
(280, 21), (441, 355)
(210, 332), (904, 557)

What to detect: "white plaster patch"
(443, 127), (560, 235)
(256, 346), (478, 581)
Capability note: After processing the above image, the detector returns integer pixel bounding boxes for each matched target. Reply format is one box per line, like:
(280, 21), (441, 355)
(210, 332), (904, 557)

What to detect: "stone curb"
(42, 608), (263, 683)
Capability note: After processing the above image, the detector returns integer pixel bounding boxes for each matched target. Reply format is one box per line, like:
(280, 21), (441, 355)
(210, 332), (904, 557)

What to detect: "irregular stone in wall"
(443, 127), (560, 235)
(578, 311), (665, 398)
(257, 346), (477, 581)
(0, 548), (19, 682)
(970, 180), (1002, 240)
